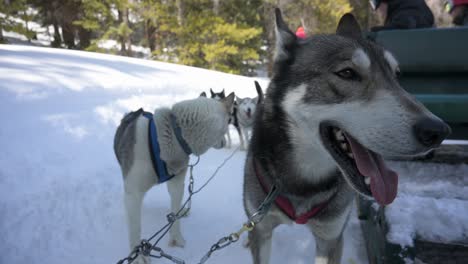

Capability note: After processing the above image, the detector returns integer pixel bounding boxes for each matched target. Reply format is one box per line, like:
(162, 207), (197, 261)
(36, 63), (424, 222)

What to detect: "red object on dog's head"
(296, 26), (306, 39)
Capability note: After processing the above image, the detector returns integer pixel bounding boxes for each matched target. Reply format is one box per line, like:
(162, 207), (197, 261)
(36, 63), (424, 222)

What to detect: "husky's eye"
(335, 68), (361, 81)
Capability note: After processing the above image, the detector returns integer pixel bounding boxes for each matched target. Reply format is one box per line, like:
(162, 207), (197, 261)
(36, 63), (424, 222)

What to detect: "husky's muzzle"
(319, 119), (450, 206)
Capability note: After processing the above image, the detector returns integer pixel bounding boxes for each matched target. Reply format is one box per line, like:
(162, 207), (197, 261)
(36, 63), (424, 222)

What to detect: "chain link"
(117, 147), (240, 264)
(150, 247), (186, 264)
(116, 149), (282, 264)
(197, 184), (280, 264)
(116, 240), (148, 264)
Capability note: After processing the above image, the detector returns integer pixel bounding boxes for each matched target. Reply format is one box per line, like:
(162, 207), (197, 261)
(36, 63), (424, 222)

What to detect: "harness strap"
(253, 159), (328, 224)
(142, 110), (175, 183)
(169, 113), (192, 155)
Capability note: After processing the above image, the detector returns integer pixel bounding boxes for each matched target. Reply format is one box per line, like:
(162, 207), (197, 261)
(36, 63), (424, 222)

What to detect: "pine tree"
(73, 0), (114, 51)
(282, 0), (353, 35)
(115, 0), (132, 56)
(134, 0), (178, 54)
(159, 0), (263, 75)
(75, 0), (134, 55)
(29, 0), (63, 47)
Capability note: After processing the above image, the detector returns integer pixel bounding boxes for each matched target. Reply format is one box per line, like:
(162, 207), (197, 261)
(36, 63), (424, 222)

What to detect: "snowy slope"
(0, 45), (368, 264)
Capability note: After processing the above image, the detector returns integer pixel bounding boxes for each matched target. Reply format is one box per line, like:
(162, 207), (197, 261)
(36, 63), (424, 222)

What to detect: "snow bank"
(386, 195), (468, 246)
(385, 161), (468, 247)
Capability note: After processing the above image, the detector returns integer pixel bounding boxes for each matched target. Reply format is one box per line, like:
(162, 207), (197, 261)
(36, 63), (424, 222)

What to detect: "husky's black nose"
(413, 118), (451, 147)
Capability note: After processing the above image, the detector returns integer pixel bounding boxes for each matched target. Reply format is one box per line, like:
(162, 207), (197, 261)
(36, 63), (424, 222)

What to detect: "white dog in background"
(236, 96), (258, 150)
(236, 81), (264, 150)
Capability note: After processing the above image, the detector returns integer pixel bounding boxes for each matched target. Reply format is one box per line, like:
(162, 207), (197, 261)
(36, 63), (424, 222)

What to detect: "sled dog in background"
(208, 88), (243, 149)
(236, 81), (264, 150)
(208, 82), (264, 150)
(209, 88), (226, 100)
(114, 95), (235, 262)
(243, 9), (450, 264)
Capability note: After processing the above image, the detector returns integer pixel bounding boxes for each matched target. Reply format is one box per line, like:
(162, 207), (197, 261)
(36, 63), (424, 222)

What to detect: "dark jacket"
(452, 5), (468, 26)
(372, 0), (435, 31)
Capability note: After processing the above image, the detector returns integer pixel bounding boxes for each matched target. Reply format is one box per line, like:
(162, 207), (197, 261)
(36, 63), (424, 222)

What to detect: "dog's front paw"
(168, 236), (186, 248)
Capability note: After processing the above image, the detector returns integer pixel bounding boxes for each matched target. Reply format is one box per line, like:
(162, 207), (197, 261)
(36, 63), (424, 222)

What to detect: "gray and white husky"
(243, 9), (450, 264)
(114, 95), (234, 262)
(236, 81), (264, 150)
(208, 88), (243, 149)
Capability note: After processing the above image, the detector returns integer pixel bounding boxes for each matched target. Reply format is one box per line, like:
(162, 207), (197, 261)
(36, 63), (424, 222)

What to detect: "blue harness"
(141, 110), (192, 183)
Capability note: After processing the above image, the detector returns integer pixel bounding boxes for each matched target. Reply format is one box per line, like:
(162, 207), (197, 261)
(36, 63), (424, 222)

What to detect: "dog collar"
(169, 113), (192, 156)
(253, 159), (328, 224)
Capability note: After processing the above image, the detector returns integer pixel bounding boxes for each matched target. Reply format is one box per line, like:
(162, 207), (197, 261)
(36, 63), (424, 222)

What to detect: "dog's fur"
(243, 10), (450, 264)
(114, 95), (234, 262)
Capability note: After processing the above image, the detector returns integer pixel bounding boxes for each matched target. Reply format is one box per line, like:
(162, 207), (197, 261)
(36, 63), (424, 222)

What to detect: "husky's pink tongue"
(345, 134), (398, 205)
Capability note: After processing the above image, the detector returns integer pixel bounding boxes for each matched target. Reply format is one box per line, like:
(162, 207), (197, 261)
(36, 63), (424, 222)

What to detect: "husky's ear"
(200, 91), (207, 97)
(336, 13), (362, 39)
(254, 81), (264, 104)
(221, 89), (225, 97)
(274, 8), (296, 62)
(210, 88), (215, 97)
(222, 92), (235, 113)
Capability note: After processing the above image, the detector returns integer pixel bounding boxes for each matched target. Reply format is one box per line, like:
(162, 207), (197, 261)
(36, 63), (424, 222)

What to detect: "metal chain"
(117, 147), (240, 264)
(197, 184), (280, 264)
(117, 158), (199, 264)
(150, 246), (186, 264)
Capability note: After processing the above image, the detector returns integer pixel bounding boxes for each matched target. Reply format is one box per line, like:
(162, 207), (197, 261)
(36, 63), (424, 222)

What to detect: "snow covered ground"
(0, 45), (368, 264)
(385, 161), (468, 247)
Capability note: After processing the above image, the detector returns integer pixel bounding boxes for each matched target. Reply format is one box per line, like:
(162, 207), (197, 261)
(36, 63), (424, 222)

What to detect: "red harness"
(253, 159), (329, 224)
